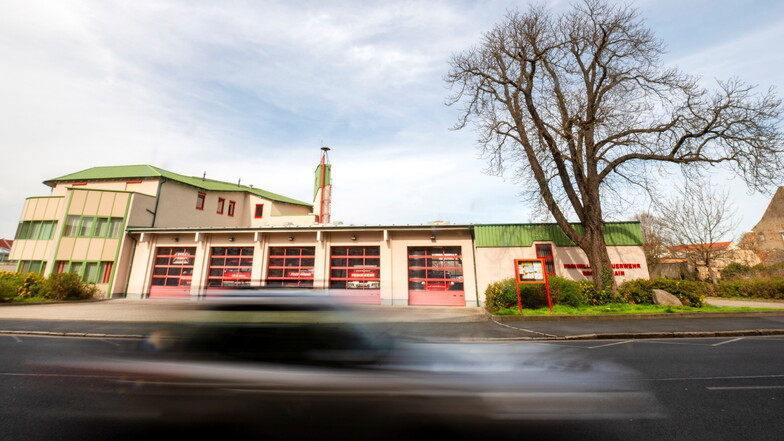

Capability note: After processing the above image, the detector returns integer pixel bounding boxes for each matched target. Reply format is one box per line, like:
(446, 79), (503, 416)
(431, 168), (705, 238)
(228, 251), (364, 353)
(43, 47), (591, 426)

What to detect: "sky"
(1, 0), (783, 241)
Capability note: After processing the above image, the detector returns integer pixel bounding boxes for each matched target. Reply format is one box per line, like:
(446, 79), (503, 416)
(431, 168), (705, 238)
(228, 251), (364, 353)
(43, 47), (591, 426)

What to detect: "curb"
(0, 330), (145, 339)
(390, 328), (784, 343)
(492, 310), (784, 321)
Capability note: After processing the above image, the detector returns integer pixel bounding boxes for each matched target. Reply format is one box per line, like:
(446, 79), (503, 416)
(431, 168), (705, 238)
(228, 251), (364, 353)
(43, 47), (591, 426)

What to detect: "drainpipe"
(470, 226), (480, 307)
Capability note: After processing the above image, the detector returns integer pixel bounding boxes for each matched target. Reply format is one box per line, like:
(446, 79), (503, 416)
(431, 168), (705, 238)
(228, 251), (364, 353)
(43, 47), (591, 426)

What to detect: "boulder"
(652, 289), (683, 306)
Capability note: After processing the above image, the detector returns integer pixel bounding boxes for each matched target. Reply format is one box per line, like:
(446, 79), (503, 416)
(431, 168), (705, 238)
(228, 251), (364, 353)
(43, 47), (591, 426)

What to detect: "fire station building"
(9, 156), (648, 306)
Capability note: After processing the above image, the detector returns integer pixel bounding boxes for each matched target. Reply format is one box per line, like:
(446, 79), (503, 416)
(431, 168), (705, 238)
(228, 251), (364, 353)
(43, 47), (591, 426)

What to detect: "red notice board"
(513, 259), (553, 313)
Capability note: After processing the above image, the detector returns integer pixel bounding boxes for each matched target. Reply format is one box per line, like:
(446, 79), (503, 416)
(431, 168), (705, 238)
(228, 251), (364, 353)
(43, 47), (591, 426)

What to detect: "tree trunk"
(581, 213), (616, 292)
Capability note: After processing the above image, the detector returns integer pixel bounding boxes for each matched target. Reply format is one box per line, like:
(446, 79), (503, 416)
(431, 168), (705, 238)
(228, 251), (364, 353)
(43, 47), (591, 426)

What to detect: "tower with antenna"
(314, 146), (332, 224)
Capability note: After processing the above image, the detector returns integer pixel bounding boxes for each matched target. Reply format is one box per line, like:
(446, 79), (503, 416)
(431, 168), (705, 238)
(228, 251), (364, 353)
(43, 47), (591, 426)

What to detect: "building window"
(107, 218), (123, 238)
(54, 260), (115, 283)
(208, 247), (253, 287)
(151, 247), (196, 287)
(64, 216), (79, 237)
(267, 247), (315, 287)
(196, 192), (206, 210)
(408, 247), (464, 292)
(330, 247), (380, 290)
(217, 198), (225, 214)
(61, 216), (124, 238)
(15, 221), (57, 240)
(18, 260), (46, 275)
(228, 201), (235, 217)
(254, 204), (264, 219)
(536, 244), (555, 275)
(77, 217), (94, 237)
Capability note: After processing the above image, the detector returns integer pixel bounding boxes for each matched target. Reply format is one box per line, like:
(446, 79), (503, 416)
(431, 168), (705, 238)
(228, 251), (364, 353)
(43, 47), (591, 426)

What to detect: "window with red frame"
(535, 244), (555, 275)
(217, 197), (225, 214)
(207, 247), (253, 287)
(330, 247), (380, 290)
(254, 204), (264, 218)
(266, 247), (314, 287)
(228, 200), (235, 217)
(196, 192), (206, 210)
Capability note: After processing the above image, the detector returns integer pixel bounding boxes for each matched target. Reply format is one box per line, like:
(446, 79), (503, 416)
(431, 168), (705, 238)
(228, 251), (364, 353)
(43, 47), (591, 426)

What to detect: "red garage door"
(329, 246), (381, 304)
(206, 247), (254, 292)
(149, 247), (196, 298)
(267, 247), (315, 287)
(408, 246), (465, 306)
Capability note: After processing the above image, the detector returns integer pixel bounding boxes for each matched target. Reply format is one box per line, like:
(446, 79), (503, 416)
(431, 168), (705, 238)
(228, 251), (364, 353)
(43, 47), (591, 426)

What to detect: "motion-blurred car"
(31, 292), (662, 439)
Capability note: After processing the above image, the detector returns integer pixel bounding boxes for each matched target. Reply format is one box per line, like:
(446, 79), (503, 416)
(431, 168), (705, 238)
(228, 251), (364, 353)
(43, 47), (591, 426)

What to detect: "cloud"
(0, 0), (781, 241)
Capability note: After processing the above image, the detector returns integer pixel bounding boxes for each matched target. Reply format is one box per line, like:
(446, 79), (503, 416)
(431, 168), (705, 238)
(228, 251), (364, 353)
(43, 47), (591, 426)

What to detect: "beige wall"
(10, 196), (64, 262)
(20, 197), (64, 221)
(51, 180), (160, 197)
(475, 243), (650, 299)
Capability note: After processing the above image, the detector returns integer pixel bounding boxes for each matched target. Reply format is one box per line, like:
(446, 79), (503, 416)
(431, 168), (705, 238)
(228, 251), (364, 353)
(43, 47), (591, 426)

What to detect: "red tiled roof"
(0, 238), (12, 250)
(668, 241), (732, 252)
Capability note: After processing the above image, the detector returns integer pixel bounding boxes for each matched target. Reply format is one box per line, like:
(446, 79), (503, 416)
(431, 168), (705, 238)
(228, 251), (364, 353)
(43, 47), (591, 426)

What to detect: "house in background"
(0, 239), (14, 272)
(665, 241), (760, 281)
(747, 186), (784, 264)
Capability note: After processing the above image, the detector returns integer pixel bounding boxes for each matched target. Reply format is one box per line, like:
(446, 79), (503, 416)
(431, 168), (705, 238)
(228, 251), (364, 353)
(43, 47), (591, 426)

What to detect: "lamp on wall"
(228, 237), (235, 242)
(173, 237), (179, 242)
(430, 234), (436, 242)
(351, 235), (357, 241)
(288, 236), (294, 241)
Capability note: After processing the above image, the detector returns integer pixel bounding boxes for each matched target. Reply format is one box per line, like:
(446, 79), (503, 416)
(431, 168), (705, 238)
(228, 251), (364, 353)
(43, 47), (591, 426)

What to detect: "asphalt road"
(1, 331), (782, 441)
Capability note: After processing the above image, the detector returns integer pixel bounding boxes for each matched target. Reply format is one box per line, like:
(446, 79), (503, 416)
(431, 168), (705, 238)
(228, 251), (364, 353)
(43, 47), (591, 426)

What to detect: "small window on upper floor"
(254, 204), (264, 219)
(217, 197), (225, 214)
(228, 201), (236, 217)
(196, 192), (206, 210)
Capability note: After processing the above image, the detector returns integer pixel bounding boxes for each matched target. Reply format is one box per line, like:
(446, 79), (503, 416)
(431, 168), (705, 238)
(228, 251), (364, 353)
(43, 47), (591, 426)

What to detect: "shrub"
(721, 262), (751, 280)
(579, 280), (620, 305)
(0, 279), (16, 302)
(15, 273), (45, 298)
(649, 279), (707, 307)
(713, 278), (784, 300)
(42, 273), (98, 301)
(484, 278), (519, 313)
(548, 276), (587, 307)
(618, 279), (654, 305)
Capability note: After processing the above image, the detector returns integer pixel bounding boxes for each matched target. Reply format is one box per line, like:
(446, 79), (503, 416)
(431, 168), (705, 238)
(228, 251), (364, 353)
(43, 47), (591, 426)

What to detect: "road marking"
(586, 340), (634, 349)
(712, 337), (745, 346)
(12, 335), (22, 343)
(490, 319), (558, 338)
(100, 339), (121, 347)
(633, 340), (714, 347)
(707, 385), (784, 391)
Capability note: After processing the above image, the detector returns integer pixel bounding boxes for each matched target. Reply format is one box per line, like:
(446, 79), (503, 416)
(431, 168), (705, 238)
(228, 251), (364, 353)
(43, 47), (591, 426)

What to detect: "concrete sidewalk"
(1, 298), (783, 341)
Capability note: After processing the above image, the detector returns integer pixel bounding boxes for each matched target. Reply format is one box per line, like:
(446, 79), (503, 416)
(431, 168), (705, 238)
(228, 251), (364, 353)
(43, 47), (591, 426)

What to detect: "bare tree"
(445, 0), (783, 289)
(656, 181), (739, 282)
(634, 212), (670, 265)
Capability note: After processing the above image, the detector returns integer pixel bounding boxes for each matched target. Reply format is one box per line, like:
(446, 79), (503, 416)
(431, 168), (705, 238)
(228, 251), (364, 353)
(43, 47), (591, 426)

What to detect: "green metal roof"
(45, 165), (312, 207)
(474, 222), (644, 247)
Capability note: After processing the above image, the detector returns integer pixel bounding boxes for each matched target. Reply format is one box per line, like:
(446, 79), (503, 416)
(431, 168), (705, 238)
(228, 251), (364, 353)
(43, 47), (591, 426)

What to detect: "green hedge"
(712, 278), (784, 300)
(0, 271), (98, 302)
(484, 276), (620, 313)
(618, 278), (706, 307)
(485, 276), (709, 313)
